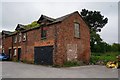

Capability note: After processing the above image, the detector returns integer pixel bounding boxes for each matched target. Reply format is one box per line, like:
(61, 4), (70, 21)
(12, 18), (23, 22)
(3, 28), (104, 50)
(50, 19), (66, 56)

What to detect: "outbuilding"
(2, 11), (91, 66)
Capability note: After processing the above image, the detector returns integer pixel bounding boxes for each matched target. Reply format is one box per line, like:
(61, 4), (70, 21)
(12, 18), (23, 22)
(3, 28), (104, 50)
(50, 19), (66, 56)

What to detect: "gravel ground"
(1, 61), (119, 78)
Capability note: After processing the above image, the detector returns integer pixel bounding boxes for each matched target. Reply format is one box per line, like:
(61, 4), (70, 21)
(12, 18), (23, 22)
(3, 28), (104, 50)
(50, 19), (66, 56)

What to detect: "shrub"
(90, 52), (119, 65)
(22, 59), (34, 64)
(90, 55), (100, 64)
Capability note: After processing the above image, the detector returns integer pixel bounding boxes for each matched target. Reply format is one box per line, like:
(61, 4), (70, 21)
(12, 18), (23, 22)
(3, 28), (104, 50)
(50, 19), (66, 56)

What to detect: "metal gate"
(34, 46), (53, 65)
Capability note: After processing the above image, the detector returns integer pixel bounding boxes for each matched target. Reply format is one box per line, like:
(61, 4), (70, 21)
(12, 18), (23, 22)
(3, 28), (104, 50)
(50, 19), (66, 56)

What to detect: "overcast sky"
(0, 0), (119, 44)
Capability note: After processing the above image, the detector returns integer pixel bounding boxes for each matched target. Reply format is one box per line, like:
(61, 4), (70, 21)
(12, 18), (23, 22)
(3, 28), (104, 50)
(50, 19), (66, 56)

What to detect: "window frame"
(13, 48), (17, 56)
(14, 35), (17, 43)
(22, 33), (27, 41)
(18, 32), (22, 42)
(74, 22), (80, 38)
(41, 27), (47, 40)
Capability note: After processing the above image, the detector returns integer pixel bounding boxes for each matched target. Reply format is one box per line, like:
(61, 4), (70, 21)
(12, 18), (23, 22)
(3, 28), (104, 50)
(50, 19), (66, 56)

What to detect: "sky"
(0, 0), (119, 44)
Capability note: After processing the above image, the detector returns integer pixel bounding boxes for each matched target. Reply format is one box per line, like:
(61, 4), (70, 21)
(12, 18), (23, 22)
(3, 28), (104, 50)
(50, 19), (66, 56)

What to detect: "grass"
(90, 52), (120, 65)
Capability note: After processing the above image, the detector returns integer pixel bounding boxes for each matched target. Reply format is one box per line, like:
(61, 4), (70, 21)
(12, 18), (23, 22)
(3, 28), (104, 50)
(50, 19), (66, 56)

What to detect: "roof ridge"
(40, 14), (55, 21)
(53, 11), (79, 23)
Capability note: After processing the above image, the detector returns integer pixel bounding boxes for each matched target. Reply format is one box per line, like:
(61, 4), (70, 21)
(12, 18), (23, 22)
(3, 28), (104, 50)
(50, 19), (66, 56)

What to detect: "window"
(14, 35), (17, 43)
(18, 33), (22, 42)
(74, 23), (80, 38)
(23, 33), (27, 41)
(41, 27), (47, 39)
(13, 49), (17, 56)
(3, 35), (5, 40)
(2, 48), (4, 53)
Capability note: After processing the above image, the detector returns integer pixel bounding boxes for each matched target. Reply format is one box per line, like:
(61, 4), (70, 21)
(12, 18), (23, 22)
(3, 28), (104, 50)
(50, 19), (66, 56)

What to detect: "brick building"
(0, 33), (2, 53)
(2, 11), (90, 66)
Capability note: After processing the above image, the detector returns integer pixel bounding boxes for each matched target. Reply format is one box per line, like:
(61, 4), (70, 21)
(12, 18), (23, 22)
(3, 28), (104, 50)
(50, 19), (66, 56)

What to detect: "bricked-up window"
(22, 33), (27, 41)
(74, 23), (80, 38)
(41, 27), (47, 39)
(14, 35), (17, 43)
(18, 33), (22, 42)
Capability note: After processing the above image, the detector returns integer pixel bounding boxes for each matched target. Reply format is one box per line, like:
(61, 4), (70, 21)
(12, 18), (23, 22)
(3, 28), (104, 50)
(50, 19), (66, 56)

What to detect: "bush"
(21, 59), (34, 64)
(90, 52), (119, 65)
(90, 55), (100, 64)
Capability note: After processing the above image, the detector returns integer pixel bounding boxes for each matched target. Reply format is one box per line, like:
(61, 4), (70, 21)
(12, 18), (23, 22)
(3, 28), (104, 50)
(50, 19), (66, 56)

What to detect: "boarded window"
(74, 23), (80, 38)
(67, 44), (77, 61)
(18, 33), (22, 42)
(41, 27), (47, 39)
(23, 33), (27, 41)
(14, 36), (17, 43)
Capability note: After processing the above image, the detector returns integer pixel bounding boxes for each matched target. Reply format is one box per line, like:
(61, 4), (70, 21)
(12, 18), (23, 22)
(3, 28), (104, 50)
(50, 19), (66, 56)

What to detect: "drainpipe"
(25, 32), (27, 61)
(54, 25), (58, 65)
(11, 36), (14, 60)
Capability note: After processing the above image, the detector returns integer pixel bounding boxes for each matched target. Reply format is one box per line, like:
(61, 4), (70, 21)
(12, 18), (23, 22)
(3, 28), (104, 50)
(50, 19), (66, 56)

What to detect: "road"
(1, 61), (119, 78)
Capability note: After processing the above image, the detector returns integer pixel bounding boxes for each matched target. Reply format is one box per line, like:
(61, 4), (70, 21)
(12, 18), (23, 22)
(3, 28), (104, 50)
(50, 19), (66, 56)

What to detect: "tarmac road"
(1, 61), (118, 78)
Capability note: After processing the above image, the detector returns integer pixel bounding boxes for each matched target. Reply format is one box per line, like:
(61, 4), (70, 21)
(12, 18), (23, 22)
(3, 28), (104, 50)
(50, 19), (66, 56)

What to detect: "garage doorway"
(18, 48), (21, 61)
(8, 49), (12, 60)
(34, 46), (53, 65)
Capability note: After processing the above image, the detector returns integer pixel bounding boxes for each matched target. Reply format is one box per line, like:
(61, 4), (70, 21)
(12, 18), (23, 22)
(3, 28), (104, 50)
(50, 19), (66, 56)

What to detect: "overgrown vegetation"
(24, 21), (40, 30)
(80, 9), (108, 53)
(90, 52), (120, 65)
(80, 9), (120, 66)
(63, 60), (81, 67)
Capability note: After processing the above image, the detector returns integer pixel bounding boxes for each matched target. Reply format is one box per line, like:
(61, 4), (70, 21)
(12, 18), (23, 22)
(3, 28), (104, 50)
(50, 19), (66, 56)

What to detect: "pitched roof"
(37, 15), (55, 23)
(17, 11), (80, 33)
(15, 24), (25, 31)
(2, 30), (14, 35)
(4, 11), (85, 36)
(37, 11), (78, 24)
(53, 11), (78, 23)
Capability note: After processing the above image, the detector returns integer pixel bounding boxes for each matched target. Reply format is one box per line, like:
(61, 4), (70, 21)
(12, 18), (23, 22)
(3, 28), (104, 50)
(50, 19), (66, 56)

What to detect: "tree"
(90, 31), (102, 52)
(80, 9), (108, 52)
(111, 43), (120, 52)
(81, 9), (108, 32)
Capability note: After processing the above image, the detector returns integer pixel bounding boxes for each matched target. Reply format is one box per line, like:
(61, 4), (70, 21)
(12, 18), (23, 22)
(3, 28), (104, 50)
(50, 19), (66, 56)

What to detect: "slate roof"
(2, 30), (13, 35)
(37, 11), (78, 24)
(15, 24), (25, 31)
(3, 11), (81, 36)
(42, 15), (55, 22)
(53, 11), (77, 23)
(16, 11), (79, 33)
(37, 15), (55, 23)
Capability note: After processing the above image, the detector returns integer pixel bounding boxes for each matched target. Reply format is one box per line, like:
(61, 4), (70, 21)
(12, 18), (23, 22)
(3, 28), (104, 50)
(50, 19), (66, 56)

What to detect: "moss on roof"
(23, 21), (40, 30)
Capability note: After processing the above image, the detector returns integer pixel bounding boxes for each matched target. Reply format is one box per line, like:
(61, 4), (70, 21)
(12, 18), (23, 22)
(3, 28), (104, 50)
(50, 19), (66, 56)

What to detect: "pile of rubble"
(106, 55), (120, 69)
(106, 61), (118, 69)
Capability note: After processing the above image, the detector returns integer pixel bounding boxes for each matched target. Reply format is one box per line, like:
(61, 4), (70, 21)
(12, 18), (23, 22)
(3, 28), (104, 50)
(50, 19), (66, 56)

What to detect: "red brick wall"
(54, 12), (90, 65)
(0, 37), (2, 53)
(19, 25), (56, 63)
(2, 12), (90, 65)
(2, 36), (12, 55)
